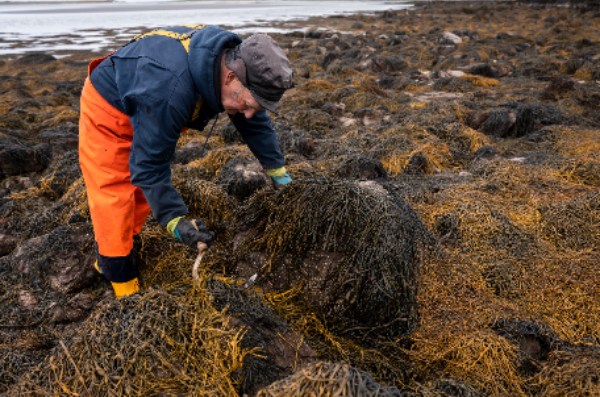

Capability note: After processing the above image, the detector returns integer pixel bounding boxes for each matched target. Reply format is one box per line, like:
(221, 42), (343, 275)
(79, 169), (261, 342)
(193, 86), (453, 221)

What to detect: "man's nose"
(243, 109), (256, 119)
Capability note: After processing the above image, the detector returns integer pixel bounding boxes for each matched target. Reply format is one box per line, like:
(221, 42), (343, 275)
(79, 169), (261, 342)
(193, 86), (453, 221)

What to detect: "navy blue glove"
(168, 217), (216, 250)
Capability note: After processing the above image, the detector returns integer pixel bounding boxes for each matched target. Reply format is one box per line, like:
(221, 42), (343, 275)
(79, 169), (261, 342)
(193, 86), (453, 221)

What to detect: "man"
(79, 24), (293, 298)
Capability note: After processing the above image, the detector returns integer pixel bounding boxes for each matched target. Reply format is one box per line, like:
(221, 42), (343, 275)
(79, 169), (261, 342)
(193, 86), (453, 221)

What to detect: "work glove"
(266, 167), (292, 190)
(167, 216), (216, 250)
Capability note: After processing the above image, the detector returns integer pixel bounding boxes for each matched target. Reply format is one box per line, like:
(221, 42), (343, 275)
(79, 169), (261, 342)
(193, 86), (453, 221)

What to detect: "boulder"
(232, 178), (436, 339)
(172, 146), (204, 165)
(0, 233), (21, 256)
(216, 157), (270, 201)
(0, 136), (52, 177)
(39, 127), (79, 158)
(436, 45), (457, 56)
(441, 31), (462, 44)
(49, 293), (95, 324)
(9, 225), (96, 293)
(15, 52), (56, 65)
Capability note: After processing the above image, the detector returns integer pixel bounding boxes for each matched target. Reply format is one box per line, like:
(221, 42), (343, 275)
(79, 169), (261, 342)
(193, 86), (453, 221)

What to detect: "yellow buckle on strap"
(132, 24), (206, 53)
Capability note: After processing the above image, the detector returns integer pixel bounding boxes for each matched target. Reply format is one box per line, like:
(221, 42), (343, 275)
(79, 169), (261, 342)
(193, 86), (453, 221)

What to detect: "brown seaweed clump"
(9, 283), (248, 397)
(257, 361), (403, 397)
(232, 177), (437, 340)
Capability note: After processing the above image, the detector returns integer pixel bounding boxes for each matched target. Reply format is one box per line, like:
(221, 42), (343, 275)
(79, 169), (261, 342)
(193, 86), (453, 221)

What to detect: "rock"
(468, 145), (503, 171)
(321, 102), (346, 116)
(378, 76), (398, 89)
(185, 139), (202, 148)
(172, 147), (204, 165)
(19, 290), (38, 307)
(39, 127), (79, 158)
(216, 158), (269, 201)
(0, 233), (21, 256)
(493, 318), (559, 361)
(15, 52), (56, 65)
(208, 279), (317, 397)
(8, 225), (96, 293)
(334, 155), (388, 179)
(413, 91), (463, 103)
(471, 110), (516, 138)
(446, 70), (466, 77)
(331, 87), (358, 102)
(496, 32), (514, 40)
(218, 121), (244, 144)
(353, 108), (383, 126)
(0, 136), (52, 177)
(233, 179), (433, 339)
(351, 22), (364, 29)
(49, 293), (95, 324)
(339, 117), (358, 127)
(540, 76), (576, 100)
(442, 31), (462, 44)
(458, 63), (498, 77)
(322, 50), (341, 69)
(404, 153), (430, 174)
(278, 129), (321, 158)
(437, 45), (457, 56)
(292, 109), (334, 132)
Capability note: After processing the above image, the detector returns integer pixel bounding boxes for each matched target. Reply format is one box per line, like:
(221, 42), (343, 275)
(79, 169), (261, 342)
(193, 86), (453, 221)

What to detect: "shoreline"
(0, 0), (412, 57)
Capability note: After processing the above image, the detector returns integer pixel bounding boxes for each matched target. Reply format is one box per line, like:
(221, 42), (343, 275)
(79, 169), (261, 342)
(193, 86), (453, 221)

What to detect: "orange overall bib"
(79, 55), (151, 296)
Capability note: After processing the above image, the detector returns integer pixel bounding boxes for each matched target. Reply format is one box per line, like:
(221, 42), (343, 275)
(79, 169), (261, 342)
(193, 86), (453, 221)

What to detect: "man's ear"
(224, 71), (238, 86)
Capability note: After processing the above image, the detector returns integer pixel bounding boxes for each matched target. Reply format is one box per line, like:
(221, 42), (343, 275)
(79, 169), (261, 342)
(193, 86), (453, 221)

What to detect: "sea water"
(0, 1), (411, 55)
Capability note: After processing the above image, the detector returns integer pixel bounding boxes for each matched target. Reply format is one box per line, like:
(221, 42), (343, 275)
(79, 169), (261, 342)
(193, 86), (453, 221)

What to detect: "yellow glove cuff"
(266, 167), (287, 178)
(167, 216), (185, 238)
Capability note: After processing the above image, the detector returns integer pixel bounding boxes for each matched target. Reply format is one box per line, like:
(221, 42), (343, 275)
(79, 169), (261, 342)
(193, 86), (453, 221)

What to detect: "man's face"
(221, 78), (265, 119)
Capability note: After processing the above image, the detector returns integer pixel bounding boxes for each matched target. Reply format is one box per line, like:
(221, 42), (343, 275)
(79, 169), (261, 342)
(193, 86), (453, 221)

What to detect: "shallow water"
(0, 1), (411, 55)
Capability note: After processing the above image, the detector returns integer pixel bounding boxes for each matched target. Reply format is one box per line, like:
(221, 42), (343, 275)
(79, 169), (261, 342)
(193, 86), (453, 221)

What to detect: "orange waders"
(79, 55), (151, 298)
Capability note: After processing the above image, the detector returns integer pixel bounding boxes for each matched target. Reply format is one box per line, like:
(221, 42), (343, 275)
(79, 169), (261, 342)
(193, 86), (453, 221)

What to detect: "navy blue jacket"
(90, 25), (285, 227)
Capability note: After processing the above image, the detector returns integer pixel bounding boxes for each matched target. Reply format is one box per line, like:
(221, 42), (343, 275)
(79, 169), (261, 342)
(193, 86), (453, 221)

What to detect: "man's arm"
(228, 110), (285, 170)
(128, 97), (190, 227)
(111, 57), (194, 227)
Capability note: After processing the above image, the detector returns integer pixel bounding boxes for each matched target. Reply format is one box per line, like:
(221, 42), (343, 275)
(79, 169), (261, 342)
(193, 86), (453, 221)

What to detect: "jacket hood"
(188, 26), (243, 113)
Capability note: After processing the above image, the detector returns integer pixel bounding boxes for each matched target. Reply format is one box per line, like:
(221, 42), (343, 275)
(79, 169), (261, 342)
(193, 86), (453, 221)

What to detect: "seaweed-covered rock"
(539, 76), (576, 101)
(233, 178), (436, 339)
(218, 121), (244, 144)
(9, 285), (246, 396)
(0, 136), (52, 177)
(217, 157), (270, 201)
(39, 126), (79, 158)
(0, 233), (21, 257)
(172, 146), (204, 165)
(538, 191), (600, 251)
(334, 155), (388, 180)
(257, 361), (403, 397)
(7, 224), (95, 293)
(459, 63), (498, 77)
(278, 129), (322, 158)
(14, 53), (56, 65)
(209, 279), (316, 396)
(292, 109), (335, 132)
(472, 109), (516, 138)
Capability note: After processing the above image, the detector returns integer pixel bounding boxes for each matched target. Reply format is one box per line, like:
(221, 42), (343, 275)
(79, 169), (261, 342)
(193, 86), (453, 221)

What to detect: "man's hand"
(167, 217), (216, 250)
(266, 167), (292, 189)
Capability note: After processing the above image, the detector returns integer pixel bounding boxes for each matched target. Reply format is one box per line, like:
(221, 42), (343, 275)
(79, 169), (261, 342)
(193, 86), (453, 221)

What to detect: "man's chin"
(225, 109), (238, 115)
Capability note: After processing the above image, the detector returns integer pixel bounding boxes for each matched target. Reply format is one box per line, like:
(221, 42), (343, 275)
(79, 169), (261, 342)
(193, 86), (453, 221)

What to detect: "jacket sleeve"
(113, 58), (192, 227)
(229, 110), (285, 170)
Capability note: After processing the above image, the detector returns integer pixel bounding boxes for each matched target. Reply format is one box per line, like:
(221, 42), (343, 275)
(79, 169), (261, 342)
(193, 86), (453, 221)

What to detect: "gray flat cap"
(225, 33), (293, 114)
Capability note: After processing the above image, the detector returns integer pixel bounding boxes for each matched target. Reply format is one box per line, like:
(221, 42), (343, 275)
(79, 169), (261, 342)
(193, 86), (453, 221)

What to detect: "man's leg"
(79, 78), (146, 298)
